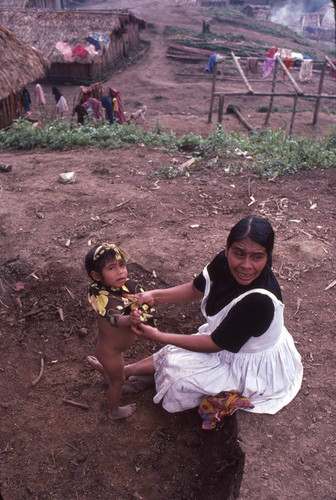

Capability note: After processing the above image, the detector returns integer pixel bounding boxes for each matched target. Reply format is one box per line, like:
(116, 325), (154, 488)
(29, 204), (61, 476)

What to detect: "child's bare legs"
(87, 355), (112, 385)
(123, 356), (155, 393)
(95, 348), (136, 420)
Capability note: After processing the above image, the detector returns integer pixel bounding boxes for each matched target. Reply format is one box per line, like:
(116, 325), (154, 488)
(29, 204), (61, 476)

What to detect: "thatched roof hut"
(301, 5), (335, 43)
(0, 25), (49, 128)
(0, 0), (27, 7)
(0, 9), (147, 83)
(242, 4), (271, 21)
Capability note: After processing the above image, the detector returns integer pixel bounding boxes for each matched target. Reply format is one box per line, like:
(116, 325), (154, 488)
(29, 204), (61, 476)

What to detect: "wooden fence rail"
(208, 52), (336, 137)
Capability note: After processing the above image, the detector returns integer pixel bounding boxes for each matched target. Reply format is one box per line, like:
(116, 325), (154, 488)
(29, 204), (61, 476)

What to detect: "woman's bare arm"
(137, 281), (203, 306)
(132, 324), (221, 353)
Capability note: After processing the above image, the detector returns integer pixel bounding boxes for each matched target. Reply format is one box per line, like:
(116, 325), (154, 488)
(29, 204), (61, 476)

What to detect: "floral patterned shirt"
(88, 279), (156, 326)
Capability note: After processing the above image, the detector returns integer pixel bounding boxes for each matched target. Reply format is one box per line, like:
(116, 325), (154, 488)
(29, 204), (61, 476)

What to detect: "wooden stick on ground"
(226, 104), (254, 132)
(63, 399), (90, 410)
(31, 357), (44, 386)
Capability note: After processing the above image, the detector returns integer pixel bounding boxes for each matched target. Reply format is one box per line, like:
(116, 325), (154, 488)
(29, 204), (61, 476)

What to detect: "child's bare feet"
(122, 375), (155, 394)
(109, 403), (136, 420)
(87, 355), (104, 373)
(87, 356), (111, 384)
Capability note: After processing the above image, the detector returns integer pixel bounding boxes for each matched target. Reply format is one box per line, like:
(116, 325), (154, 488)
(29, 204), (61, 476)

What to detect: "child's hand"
(130, 308), (142, 326)
(136, 291), (155, 306)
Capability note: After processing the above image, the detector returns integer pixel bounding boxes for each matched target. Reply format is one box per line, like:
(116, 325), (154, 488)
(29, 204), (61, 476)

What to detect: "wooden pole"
(276, 56), (303, 95)
(212, 91), (336, 99)
(231, 52), (254, 94)
(325, 55), (336, 71)
(208, 62), (218, 123)
(218, 94), (225, 123)
(226, 104), (254, 132)
(313, 60), (327, 126)
(288, 94), (298, 138)
(265, 58), (278, 126)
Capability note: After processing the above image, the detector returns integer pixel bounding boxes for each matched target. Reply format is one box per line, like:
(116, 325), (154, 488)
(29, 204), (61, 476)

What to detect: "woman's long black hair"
(227, 216), (275, 266)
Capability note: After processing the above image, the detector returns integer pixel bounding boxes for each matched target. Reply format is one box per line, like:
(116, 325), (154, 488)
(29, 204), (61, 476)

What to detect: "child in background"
(85, 243), (156, 420)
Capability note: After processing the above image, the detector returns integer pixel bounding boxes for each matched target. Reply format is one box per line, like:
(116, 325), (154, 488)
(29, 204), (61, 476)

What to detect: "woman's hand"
(132, 324), (221, 353)
(132, 323), (162, 341)
(136, 291), (155, 306)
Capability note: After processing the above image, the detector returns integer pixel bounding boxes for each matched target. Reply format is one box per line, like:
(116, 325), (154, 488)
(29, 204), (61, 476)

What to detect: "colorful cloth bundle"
(55, 41), (74, 62)
(109, 87), (125, 124)
(82, 98), (105, 121)
(89, 32), (110, 47)
(198, 391), (254, 430)
(72, 45), (88, 59)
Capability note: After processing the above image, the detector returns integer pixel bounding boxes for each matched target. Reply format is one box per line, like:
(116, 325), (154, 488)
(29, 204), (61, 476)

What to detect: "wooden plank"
(276, 55), (303, 95)
(265, 58), (278, 126)
(325, 55), (336, 71)
(212, 91), (336, 99)
(166, 54), (207, 62)
(226, 104), (254, 132)
(167, 43), (223, 57)
(231, 52), (254, 94)
(208, 64), (218, 123)
(218, 94), (225, 123)
(288, 94), (299, 138)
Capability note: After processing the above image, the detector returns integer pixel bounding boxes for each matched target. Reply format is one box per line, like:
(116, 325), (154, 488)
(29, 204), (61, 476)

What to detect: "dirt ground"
(0, 1), (335, 499)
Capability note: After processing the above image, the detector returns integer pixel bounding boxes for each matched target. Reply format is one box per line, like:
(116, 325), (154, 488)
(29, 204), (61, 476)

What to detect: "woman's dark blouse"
(193, 251), (283, 353)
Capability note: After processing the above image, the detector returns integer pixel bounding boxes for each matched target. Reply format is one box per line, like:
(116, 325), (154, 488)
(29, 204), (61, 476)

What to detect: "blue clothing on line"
(86, 37), (101, 51)
(204, 54), (217, 73)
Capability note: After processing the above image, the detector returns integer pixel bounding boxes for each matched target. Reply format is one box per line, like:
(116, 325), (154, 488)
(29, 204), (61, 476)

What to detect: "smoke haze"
(270, 0), (332, 25)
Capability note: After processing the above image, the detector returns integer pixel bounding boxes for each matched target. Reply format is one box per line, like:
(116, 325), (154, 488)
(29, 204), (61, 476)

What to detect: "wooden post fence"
(207, 52), (336, 136)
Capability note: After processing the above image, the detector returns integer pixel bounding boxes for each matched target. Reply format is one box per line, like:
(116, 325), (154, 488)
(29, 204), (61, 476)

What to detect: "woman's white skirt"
(153, 327), (303, 414)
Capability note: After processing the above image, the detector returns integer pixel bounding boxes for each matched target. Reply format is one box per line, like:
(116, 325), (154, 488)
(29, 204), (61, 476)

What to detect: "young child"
(85, 242), (156, 420)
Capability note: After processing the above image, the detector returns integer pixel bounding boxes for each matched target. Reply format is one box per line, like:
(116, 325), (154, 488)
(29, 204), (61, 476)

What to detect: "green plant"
(0, 120), (334, 179)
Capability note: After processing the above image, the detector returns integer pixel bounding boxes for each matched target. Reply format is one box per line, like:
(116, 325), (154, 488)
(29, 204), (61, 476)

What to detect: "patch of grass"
(321, 105), (336, 115)
(149, 164), (192, 179)
(163, 25), (198, 37)
(257, 105), (313, 113)
(1, 120), (335, 178)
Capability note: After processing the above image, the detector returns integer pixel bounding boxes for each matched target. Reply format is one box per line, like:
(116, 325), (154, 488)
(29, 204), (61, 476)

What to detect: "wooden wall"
(47, 22), (141, 83)
(28, 0), (65, 7)
(0, 91), (24, 130)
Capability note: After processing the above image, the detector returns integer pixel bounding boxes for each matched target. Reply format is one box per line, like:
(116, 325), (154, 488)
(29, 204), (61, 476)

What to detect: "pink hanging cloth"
(263, 58), (276, 78)
(35, 84), (46, 107)
(55, 41), (74, 62)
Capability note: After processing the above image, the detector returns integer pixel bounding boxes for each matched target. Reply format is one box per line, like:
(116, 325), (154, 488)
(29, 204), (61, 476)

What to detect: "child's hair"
(85, 243), (130, 280)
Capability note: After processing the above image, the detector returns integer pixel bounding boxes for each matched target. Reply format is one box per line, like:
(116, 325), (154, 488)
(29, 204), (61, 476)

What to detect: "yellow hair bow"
(93, 243), (130, 262)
